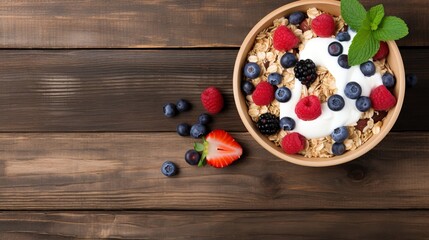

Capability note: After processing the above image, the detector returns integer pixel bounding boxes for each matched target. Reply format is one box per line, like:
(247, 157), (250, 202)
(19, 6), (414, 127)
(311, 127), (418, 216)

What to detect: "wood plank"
(0, 48), (426, 132)
(0, 0), (425, 48)
(0, 211), (428, 239)
(0, 132), (428, 210)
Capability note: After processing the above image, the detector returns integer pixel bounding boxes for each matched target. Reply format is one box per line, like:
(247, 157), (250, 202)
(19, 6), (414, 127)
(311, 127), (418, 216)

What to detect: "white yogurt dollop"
(279, 30), (382, 139)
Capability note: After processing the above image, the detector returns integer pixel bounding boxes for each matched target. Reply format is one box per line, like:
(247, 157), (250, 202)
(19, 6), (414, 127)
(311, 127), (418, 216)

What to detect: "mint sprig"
(341, 0), (409, 66)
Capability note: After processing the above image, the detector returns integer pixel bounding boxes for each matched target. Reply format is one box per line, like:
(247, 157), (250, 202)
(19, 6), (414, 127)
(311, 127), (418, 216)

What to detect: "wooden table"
(0, 0), (427, 239)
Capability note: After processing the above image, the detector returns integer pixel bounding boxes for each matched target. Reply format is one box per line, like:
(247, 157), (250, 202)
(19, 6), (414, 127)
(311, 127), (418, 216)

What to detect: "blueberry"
(336, 32), (351, 42)
(360, 61), (376, 76)
(198, 113), (211, 125)
(406, 73), (418, 88)
(332, 142), (346, 155)
(288, 11), (305, 25)
(355, 96), (371, 112)
(242, 80), (255, 95)
(328, 42), (343, 56)
(243, 62), (261, 79)
(176, 99), (191, 112)
(327, 94), (345, 111)
(190, 123), (208, 138)
(338, 54), (350, 69)
(279, 117), (295, 131)
(331, 126), (349, 142)
(161, 161), (177, 177)
(382, 73), (396, 88)
(280, 53), (297, 68)
(268, 73), (283, 85)
(176, 123), (191, 136)
(344, 82), (362, 99)
(185, 149), (200, 166)
(275, 87), (292, 102)
(163, 103), (177, 118)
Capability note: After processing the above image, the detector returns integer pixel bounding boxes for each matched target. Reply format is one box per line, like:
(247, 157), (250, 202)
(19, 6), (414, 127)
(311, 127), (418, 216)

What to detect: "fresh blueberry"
(268, 73), (283, 85)
(275, 87), (292, 102)
(190, 123), (208, 138)
(280, 53), (297, 68)
(331, 126), (349, 142)
(176, 123), (191, 136)
(328, 42), (343, 56)
(355, 96), (371, 112)
(382, 73), (396, 88)
(279, 117), (295, 131)
(242, 80), (255, 95)
(327, 94), (345, 111)
(161, 161), (178, 177)
(243, 62), (261, 79)
(163, 103), (177, 118)
(406, 73), (418, 88)
(198, 113), (211, 125)
(185, 149), (201, 166)
(338, 54), (350, 69)
(336, 32), (351, 42)
(332, 142), (346, 155)
(288, 11), (305, 25)
(176, 99), (191, 112)
(344, 82), (362, 99)
(360, 61), (376, 76)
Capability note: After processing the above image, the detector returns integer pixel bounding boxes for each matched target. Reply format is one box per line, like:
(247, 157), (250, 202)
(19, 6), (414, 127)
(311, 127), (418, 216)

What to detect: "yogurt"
(279, 30), (382, 139)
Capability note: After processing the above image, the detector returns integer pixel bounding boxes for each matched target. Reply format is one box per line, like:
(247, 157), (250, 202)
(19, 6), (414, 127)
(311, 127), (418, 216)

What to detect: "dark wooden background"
(0, 0), (428, 239)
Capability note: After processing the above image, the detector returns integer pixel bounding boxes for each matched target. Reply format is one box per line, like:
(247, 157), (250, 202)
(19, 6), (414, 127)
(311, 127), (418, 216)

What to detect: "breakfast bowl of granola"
(233, 0), (407, 166)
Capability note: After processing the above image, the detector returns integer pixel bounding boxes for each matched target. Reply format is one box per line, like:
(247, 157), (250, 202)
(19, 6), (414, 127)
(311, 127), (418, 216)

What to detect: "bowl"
(233, 0), (405, 167)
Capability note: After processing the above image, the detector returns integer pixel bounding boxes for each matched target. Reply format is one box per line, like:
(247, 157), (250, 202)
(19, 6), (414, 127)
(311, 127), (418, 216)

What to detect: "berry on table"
(328, 42), (343, 56)
(344, 82), (362, 99)
(370, 85), (397, 111)
(281, 132), (306, 154)
(295, 95), (322, 121)
(327, 94), (345, 111)
(201, 130), (243, 168)
(185, 149), (201, 166)
(406, 73), (418, 88)
(332, 142), (346, 155)
(311, 13), (335, 37)
(294, 59), (317, 87)
(288, 11), (305, 25)
(331, 126), (349, 142)
(198, 113), (211, 125)
(355, 96), (372, 112)
(382, 73), (396, 88)
(336, 31), (351, 42)
(273, 25), (299, 51)
(275, 87), (292, 103)
(201, 86), (224, 114)
(360, 61), (376, 76)
(190, 123), (208, 138)
(279, 117), (295, 131)
(280, 52), (297, 68)
(242, 80), (255, 95)
(268, 72), (283, 85)
(257, 113), (280, 135)
(338, 54), (351, 69)
(161, 161), (178, 177)
(373, 41), (389, 60)
(252, 81), (275, 106)
(243, 62), (261, 79)
(177, 123), (191, 136)
(163, 103), (177, 118)
(176, 99), (191, 112)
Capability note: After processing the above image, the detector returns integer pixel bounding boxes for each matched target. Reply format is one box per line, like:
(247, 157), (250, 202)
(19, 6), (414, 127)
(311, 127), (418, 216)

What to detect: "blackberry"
(294, 59), (317, 87)
(256, 113), (280, 135)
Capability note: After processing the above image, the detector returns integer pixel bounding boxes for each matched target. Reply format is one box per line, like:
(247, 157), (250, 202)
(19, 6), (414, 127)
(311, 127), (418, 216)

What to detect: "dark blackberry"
(294, 59), (317, 87)
(256, 113), (280, 135)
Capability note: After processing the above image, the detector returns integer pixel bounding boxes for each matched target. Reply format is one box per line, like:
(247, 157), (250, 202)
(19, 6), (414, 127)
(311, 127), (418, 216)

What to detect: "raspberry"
(281, 132), (306, 154)
(252, 81), (274, 106)
(370, 85), (397, 111)
(311, 13), (335, 37)
(373, 41), (389, 60)
(295, 95), (322, 121)
(273, 25), (299, 52)
(201, 86), (224, 114)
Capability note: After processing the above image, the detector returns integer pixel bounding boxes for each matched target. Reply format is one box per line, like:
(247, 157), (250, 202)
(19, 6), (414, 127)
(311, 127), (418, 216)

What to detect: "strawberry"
(273, 25), (299, 51)
(201, 86), (224, 114)
(373, 41), (389, 60)
(311, 13), (335, 37)
(295, 95), (322, 121)
(198, 130), (243, 168)
(370, 85), (397, 111)
(252, 81), (275, 106)
(281, 132), (306, 154)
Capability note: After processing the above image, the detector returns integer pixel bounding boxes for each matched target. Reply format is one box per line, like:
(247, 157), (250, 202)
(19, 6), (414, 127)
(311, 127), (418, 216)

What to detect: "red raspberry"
(311, 14), (335, 37)
(252, 81), (274, 106)
(281, 132), (306, 154)
(370, 85), (396, 111)
(295, 95), (322, 121)
(273, 25), (299, 52)
(373, 41), (389, 60)
(201, 86), (224, 114)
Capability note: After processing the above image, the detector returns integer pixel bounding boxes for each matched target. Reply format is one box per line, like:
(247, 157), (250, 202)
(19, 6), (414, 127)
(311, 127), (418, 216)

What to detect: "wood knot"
(261, 173), (283, 198)
(347, 165), (367, 182)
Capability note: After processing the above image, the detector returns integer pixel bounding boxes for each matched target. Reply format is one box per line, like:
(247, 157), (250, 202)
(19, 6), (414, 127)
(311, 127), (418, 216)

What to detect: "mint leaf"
(373, 16), (409, 41)
(368, 4), (384, 30)
(194, 142), (204, 152)
(341, 0), (367, 30)
(348, 28), (379, 66)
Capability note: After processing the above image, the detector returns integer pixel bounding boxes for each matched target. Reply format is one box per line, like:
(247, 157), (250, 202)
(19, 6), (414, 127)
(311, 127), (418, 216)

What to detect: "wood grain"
(0, 0), (425, 48)
(0, 132), (428, 210)
(0, 49), (426, 132)
(0, 211), (428, 239)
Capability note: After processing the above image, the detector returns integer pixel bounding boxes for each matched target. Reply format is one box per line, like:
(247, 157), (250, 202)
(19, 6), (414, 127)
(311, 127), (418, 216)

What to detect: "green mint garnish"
(341, 0), (409, 65)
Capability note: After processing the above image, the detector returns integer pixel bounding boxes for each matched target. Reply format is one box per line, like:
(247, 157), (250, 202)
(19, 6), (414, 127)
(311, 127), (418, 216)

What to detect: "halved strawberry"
(198, 130), (243, 168)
